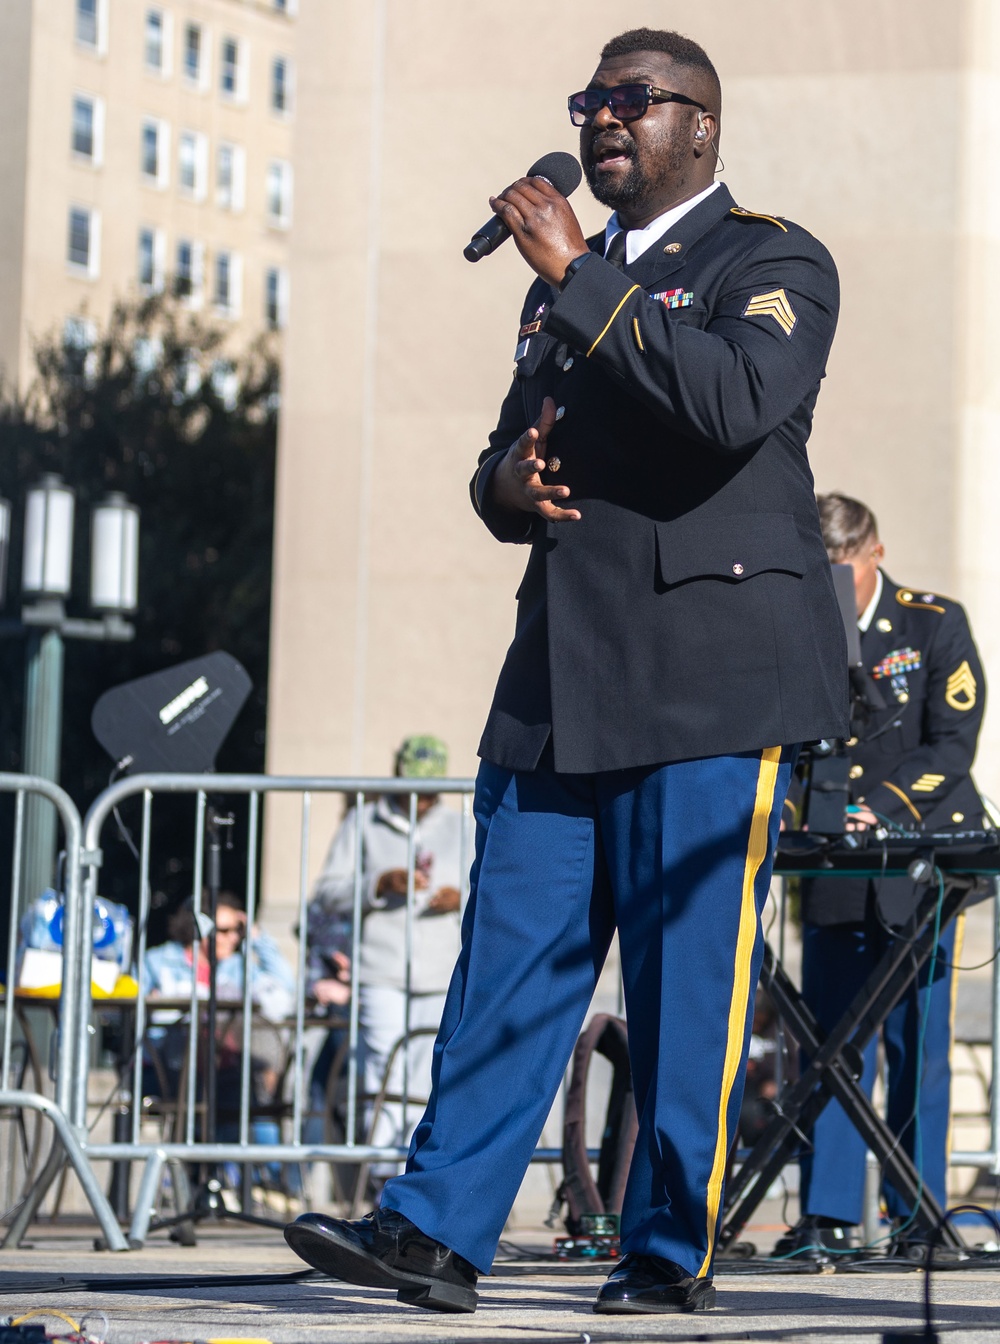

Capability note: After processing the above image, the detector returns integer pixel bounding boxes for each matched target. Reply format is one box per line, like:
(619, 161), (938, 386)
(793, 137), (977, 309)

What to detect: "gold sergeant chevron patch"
(742, 288), (797, 338)
(945, 660), (977, 711)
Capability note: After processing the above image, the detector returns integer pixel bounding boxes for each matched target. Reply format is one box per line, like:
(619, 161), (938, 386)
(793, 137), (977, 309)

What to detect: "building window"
(144, 8), (165, 72)
(138, 226), (166, 291)
(63, 316), (97, 381)
(175, 238), (204, 303)
(216, 142), (246, 210)
(266, 160), (293, 227)
(67, 206), (100, 277)
(220, 36), (247, 101)
(178, 130), (208, 199)
(140, 117), (170, 187)
(76, 0), (106, 51)
(265, 267), (289, 330)
(182, 22), (205, 85)
(71, 94), (104, 163)
(213, 250), (242, 316)
(271, 56), (292, 114)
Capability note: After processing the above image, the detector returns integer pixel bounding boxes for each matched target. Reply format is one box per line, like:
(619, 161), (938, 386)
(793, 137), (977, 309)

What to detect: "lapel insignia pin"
(743, 288), (797, 338)
(663, 242), (682, 254)
(876, 618), (892, 633)
(651, 288), (694, 309)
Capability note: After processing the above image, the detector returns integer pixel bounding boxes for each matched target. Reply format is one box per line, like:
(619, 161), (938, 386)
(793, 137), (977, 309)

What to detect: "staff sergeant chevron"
(945, 660), (977, 711)
(742, 288), (797, 338)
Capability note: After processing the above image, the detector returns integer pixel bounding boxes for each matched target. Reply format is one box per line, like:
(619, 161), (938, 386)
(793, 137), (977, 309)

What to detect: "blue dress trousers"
(383, 747), (796, 1276)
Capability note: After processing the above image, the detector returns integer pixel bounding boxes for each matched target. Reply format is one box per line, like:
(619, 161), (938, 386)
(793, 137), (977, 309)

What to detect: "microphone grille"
(526, 151), (582, 199)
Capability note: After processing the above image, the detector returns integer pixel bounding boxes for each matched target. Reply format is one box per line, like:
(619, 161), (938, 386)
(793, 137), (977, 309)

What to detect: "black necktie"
(605, 230), (627, 269)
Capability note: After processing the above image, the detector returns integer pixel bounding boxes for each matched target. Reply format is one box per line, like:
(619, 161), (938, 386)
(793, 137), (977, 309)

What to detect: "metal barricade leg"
(128, 1149), (167, 1247)
(0, 1091), (128, 1251)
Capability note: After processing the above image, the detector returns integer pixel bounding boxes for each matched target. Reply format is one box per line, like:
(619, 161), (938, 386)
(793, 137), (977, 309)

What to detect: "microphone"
(464, 151), (582, 263)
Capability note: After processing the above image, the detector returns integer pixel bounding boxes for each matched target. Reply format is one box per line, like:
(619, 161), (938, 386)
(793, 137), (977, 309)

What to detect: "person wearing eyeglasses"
(143, 890), (296, 1019)
(286, 27), (847, 1314)
(774, 493), (987, 1264)
(141, 890), (297, 1161)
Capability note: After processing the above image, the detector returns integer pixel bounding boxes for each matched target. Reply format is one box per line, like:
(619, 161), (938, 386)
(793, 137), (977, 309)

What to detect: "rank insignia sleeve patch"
(743, 288), (797, 338)
(945, 660), (977, 711)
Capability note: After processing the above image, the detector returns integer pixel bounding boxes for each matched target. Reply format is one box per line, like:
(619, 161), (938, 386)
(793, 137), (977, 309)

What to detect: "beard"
(583, 133), (690, 213)
(586, 152), (647, 210)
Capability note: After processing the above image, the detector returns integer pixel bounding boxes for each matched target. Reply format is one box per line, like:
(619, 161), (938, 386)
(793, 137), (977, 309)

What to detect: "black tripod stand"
(719, 840), (996, 1254)
(148, 804), (287, 1242)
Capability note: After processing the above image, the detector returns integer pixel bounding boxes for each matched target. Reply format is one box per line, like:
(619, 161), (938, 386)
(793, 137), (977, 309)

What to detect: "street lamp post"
(1, 477), (140, 910)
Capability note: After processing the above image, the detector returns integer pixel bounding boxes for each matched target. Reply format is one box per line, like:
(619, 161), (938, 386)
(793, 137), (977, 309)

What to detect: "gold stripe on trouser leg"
(945, 912), (966, 1170)
(697, 745), (782, 1278)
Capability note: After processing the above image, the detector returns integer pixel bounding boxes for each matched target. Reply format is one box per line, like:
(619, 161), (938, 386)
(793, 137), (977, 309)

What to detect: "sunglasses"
(567, 83), (706, 127)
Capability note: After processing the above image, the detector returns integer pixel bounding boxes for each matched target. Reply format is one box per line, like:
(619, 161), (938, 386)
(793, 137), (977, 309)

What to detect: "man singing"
(286, 27), (848, 1314)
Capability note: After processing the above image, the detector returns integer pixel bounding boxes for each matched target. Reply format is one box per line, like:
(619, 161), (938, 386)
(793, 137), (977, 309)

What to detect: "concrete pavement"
(3, 1226), (1000, 1343)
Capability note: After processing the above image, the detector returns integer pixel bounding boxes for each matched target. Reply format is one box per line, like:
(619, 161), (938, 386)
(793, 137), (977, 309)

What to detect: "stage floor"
(2, 1224), (1000, 1343)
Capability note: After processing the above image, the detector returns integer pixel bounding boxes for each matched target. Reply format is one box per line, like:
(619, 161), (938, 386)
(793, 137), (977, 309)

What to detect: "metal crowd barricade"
(76, 773), (481, 1246)
(9, 767), (999, 1250)
(0, 772), (128, 1250)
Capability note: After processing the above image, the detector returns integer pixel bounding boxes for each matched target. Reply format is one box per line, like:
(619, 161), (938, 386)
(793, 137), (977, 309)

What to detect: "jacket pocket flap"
(656, 512), (806, 585)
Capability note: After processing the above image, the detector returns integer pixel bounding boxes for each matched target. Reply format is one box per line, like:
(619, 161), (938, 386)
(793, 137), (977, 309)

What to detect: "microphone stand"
(147, 805), (285, 1241)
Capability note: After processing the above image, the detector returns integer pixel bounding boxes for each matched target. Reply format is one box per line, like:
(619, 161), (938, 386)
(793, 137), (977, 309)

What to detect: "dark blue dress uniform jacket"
(802, 572), (987, 927)
(470, 183), (850, 775)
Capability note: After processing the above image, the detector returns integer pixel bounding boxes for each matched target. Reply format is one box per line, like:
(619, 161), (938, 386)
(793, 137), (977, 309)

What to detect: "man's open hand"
(490, 397), (581, 521)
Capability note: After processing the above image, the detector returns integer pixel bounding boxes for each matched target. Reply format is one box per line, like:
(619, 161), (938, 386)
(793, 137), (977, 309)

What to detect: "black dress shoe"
(593, 1252), (716, 1314)
(284, 1209), (479, 1313)
(771, 1216), (858, 1262)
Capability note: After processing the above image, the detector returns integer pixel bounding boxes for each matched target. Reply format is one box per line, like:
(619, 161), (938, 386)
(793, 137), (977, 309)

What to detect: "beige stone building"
(0, 0), (295, 390)
(264, 0), (1000, 909)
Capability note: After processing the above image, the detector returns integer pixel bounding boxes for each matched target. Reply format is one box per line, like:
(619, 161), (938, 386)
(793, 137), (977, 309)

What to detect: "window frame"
(213, 249), (243, 318)
(216, 141), (246, 212)
(75, 0), (108, 54)
(178, 129), (209, 201)
(181, 20), (210, 89)
(140, 116), (171, 188)
(266, 159), (293, 228)
(219, 34), (248, 103)
(271, 55), (293, 115)
(174, 237), (205, 307)
(144, 7), (173, 76)
(67, 205), (101, 279)
(71, 92), (105, 166)
(265, 265), (289, 330)
(137, 225), (166, 293)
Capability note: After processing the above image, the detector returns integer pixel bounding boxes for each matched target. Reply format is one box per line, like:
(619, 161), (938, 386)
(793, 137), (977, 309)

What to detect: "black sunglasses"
(567, 83), (706, 127)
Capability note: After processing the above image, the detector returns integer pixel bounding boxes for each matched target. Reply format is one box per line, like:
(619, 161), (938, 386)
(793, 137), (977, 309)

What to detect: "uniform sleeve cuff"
(864, 781), (924, 827)
(471, 450), (535, 543)
(545, 256), (642, 359)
